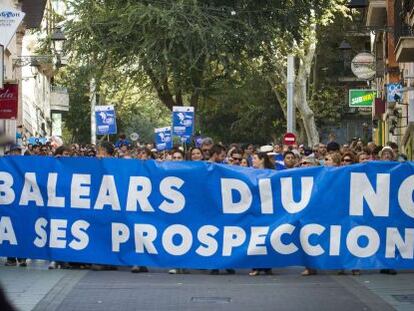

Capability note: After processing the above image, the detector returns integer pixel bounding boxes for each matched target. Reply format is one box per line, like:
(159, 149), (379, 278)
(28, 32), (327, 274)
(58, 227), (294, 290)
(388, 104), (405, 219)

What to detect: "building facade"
(1, 0), (68, 144)
(365, 0), (414, 159)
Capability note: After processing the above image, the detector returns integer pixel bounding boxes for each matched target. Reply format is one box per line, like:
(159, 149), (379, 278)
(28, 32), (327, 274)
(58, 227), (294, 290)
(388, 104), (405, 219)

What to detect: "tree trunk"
(294, 23), (320, 147)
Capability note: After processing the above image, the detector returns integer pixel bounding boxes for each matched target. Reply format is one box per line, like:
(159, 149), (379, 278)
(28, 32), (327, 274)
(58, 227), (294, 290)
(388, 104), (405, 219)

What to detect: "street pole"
(287, 55), (295, 133)
(90, 78), (96, 145)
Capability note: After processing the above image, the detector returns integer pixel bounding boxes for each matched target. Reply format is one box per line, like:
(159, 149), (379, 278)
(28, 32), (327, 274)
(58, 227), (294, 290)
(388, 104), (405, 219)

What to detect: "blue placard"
(194, 136), (203, 148)
(1, 158), (414, 270)
(387, 83), (403, 103)
(172, 106), (194, 144)
(27, 137), (48, 145)
(154, 127), (173, 151)
(95, 105), (117, 135)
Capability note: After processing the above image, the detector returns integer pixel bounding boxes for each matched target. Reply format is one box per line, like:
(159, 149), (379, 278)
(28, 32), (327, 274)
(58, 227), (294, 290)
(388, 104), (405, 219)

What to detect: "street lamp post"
(50, 27), (66, 68)
(287, 55), (295, 133)
(339, 39), (352, 75)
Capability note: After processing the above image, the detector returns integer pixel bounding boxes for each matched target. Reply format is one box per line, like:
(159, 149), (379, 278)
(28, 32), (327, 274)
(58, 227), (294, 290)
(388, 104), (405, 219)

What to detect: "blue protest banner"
(154, 126), (173, 151)
(172, 106), (194, 143)
(1, 157), (414, 270)
(95, 105), (117, 135)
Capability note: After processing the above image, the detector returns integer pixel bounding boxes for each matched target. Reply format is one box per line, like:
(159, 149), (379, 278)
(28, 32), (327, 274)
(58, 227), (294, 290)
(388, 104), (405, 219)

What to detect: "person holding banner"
(249, 151), (275, 276)
(90, 142), (119, 271)
(378, 146), (398, 276)
(228, 147), (243, 166)
(188, 147), (204, 161)
(207, 144), (226, 164)
(208, 144), (236, 275)
(283, 151), (297, 169)
(4, 146), (27, 268)
(200, 138), (214, 160)
(168, 149), (189, 275)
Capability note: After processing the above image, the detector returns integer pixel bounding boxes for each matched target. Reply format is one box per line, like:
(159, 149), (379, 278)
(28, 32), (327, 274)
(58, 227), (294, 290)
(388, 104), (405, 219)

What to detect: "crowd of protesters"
(2, 132), (407, 276)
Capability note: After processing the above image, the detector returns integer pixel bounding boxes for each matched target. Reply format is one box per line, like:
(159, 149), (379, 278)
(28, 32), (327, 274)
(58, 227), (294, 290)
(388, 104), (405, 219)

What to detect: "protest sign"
(1, 157), (414, 270)
(95, 105), (117, 135)
(154, 127), (173, 151)
(172, 106), (194, 143)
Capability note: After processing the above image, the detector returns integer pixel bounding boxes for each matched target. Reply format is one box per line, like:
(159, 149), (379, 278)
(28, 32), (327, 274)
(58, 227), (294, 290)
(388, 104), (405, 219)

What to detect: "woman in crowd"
(240, 156), (250, 167)
(341, 152), (355, 166)
(138, 147), (153, 160)
(356, 151), (370, 163)
(188, 147), (204, 161)
(249, 152), (274, 276)
(324, 152), (341, 167)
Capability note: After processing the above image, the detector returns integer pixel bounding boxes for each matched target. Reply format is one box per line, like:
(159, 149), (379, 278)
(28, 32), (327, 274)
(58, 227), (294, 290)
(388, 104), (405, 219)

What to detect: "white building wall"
(21, 32), (52, 136)
(1, 0), (52, 138)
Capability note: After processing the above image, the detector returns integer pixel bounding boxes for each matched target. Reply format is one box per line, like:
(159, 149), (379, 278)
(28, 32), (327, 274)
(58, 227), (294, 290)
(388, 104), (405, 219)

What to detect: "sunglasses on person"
(343, 158), (352, 162)
(232, 156), (242, 161)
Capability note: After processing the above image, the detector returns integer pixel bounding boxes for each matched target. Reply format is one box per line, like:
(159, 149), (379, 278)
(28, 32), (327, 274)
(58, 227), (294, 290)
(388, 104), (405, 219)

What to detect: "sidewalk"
(1, 259), (412, 311)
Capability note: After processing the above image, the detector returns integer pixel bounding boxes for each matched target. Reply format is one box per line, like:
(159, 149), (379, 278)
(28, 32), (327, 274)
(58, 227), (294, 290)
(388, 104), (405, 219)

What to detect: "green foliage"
(309, 85), (344, 127)
(58, 65), (92, 144)
(65, 0), (345, 109)
(309, 12), (364, 127)
(58, 0), (350, 144)
(199, 71), (284, 144)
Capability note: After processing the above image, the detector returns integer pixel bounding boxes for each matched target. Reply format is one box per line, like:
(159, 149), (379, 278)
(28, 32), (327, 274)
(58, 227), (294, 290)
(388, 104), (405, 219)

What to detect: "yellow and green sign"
(349, 89), (376, 107)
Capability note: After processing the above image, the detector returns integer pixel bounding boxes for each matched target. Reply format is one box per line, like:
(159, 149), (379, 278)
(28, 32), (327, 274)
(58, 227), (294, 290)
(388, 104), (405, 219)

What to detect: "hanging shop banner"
(95, 105), (117, 135)
(1, 158), (414, 270)
(0, 83), (18, 119)
(349, 89), (376, 108)
(154, 126), (173, 151)
(0, 7), (25, 48)
(387, 83), (403, 103)
(172, 106), (194, 143)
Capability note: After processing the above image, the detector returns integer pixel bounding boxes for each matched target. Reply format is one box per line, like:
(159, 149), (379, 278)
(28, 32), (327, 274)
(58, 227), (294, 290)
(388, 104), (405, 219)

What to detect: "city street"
(1, 260), (413, 311)
(1, 1), (414, 310)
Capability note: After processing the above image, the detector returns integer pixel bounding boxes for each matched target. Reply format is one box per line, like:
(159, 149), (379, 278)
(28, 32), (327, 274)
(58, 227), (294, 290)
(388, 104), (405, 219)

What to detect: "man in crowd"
(283, 150), (297, 169)
(207, 144), (226, 164)
(200, 137), (214, 161)
(244, 143), (255, 166)
(114, 134), (131, 149)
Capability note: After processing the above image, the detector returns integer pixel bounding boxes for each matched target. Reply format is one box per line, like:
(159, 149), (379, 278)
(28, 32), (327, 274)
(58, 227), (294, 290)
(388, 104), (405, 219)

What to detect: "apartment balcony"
(395, 23), (414, 62)
(366, 0), (387, 27)
(50, 86), (69, 112)
(396, 37), (414, 62)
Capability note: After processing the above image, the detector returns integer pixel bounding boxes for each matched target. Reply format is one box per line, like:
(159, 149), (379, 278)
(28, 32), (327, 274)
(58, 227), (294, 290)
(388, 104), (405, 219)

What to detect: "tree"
(263, 5), (349, 146)
(198, 68), (285, 144)
(65, 0), (344, 111)
(60, 0), (351, 144)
